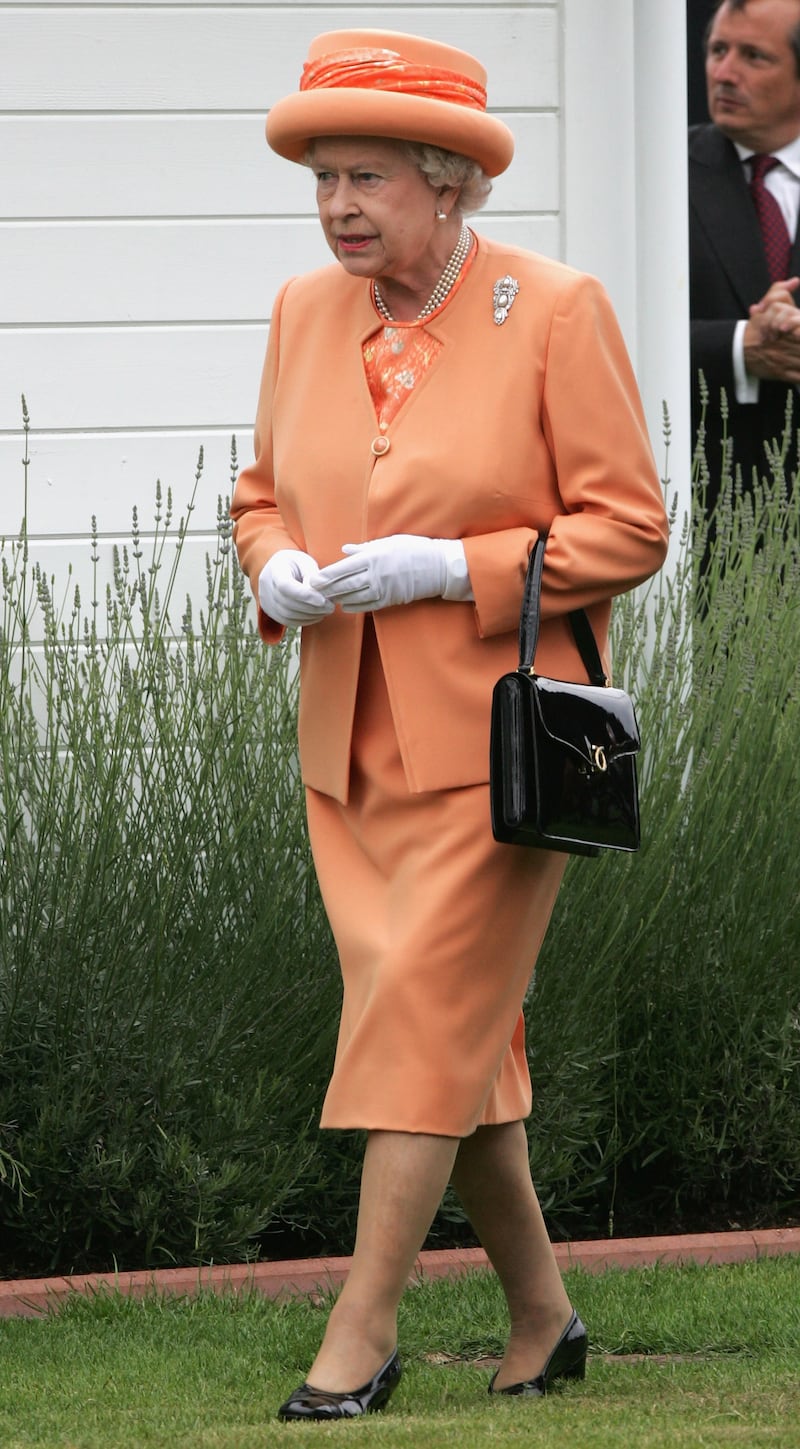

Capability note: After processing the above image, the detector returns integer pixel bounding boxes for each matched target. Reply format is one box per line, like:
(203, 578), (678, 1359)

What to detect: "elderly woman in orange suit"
(232, 29), (669, 1422)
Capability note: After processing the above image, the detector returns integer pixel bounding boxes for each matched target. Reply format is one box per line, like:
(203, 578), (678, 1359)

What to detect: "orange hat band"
(300, 47), (488, 113)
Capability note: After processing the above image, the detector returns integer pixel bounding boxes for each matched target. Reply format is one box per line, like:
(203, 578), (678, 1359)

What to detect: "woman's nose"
(327, 179), (359, 216)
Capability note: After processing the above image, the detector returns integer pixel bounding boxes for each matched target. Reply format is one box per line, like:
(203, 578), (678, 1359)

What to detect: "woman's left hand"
(312, 535), (471, 612)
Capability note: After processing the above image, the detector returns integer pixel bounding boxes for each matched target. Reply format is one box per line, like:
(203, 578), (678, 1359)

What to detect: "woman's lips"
(338, 235), (376, 252)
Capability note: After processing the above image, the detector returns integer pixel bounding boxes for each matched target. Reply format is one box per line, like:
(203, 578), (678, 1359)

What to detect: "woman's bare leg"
(304, 1128), (459, 1391)
(450, 1120), (573, 1390)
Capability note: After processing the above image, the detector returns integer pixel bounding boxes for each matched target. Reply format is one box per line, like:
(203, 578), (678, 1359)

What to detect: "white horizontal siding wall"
(0, 1), (561, 634)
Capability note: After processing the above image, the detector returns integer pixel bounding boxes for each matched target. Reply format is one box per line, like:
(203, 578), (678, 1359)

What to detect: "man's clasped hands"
(745, 275), (800, 382)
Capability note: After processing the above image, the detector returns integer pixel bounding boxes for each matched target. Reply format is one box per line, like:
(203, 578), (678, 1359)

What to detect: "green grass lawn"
(0, 1257), (798, 1447)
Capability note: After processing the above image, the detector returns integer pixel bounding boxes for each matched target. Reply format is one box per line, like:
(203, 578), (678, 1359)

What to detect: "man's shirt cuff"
(733, 319), (760, 403)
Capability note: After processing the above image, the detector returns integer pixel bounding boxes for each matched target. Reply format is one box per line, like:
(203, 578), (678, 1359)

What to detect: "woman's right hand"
(257, 550), (334, 628)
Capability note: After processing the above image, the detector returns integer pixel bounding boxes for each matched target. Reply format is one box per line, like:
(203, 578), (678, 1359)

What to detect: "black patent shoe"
(488, 1310), (587, 1397)
(277, 1348), (401, 1421)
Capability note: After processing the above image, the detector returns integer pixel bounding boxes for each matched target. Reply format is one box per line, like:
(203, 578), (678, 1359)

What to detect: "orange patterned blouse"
(362, 241), (477, 430)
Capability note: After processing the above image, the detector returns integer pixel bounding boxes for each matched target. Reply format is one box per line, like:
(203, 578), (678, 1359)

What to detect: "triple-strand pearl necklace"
(372, 224), (472, 323)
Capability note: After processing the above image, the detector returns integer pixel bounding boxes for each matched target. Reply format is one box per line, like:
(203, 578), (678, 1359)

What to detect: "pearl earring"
(436, 209), (447, 222)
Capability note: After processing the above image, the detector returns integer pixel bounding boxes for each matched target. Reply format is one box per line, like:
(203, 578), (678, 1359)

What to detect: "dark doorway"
(687, 0), (716, 125)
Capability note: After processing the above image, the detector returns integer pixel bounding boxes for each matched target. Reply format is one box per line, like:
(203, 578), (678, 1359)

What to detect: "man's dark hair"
(705, 0), (800, 78)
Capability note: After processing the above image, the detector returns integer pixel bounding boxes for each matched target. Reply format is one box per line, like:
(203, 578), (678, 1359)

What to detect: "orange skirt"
(305, 623), (566, 1137)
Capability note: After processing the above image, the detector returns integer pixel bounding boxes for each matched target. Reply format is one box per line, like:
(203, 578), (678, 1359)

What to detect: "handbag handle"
(519, 535), (608, 687)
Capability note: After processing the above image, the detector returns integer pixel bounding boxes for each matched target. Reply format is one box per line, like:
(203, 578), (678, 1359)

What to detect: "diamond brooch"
(493, 275), (519, 325)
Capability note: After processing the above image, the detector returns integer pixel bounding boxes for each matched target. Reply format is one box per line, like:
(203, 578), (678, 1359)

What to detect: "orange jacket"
(232, 233), (669, 802)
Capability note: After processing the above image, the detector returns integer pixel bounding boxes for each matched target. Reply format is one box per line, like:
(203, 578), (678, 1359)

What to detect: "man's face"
(706, 0), (800, 151)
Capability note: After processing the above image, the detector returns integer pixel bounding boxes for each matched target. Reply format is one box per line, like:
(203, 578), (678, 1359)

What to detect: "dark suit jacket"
(689, 123), (800, 504)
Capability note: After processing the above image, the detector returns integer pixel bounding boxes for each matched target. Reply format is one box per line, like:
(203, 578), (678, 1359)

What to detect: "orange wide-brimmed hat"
(266, 30), (515, 178)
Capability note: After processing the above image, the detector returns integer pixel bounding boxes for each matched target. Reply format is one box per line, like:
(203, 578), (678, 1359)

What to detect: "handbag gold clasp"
(592, 745), (608, 772)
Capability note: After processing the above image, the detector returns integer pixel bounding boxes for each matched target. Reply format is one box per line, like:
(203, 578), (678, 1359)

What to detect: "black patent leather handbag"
(489, 536), (641, 856)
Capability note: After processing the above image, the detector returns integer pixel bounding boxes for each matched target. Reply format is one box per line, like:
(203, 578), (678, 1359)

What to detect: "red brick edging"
(1, 1228), (798, 1319)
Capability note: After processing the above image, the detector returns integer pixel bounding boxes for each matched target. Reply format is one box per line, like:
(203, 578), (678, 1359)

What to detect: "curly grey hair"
(399, 142), (492, 216)
(303, 138), (492, 216)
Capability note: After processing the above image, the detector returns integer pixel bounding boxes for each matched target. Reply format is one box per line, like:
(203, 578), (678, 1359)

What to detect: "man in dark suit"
(689, 0), (800, 507)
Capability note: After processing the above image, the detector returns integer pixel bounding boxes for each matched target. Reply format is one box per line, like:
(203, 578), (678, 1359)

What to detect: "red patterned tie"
(749, 154), (792, 284)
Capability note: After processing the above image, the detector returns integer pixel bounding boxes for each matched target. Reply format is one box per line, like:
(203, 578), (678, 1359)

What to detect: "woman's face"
(310, 138), (449, 287)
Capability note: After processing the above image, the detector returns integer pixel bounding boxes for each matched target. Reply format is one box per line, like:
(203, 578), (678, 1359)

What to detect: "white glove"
(257, 549), (334, 628)
(312, 535), (472, 613)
